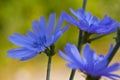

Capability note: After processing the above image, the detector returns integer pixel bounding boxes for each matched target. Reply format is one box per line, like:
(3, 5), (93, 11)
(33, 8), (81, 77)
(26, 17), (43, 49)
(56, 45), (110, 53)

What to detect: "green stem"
(82, 0), (87, 10)
(86, 75), (100, 80)
(46, 56), (52, 80)
(78, 30), (83, 51)
(69, 0), (87, 80)
(69, 69), (76, 80)
(108, 28), (120, 64)
(82, 32), (91, 44)
(108, 41), (120, 64)
(69, 30), (83, 80)
(45, 44), (55, 80)
(87, 34), (106, 43)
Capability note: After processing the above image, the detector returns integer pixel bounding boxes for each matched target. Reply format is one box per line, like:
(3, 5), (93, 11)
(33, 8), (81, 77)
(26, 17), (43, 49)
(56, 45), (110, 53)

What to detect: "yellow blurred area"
(0, 0), (120, 80)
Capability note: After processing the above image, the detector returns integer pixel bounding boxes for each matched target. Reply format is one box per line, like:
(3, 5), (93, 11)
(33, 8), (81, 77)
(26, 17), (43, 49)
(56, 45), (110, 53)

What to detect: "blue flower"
(7, 13), (69, 61)
(59, 43), (120, 80)
(63, 8), (119, 34)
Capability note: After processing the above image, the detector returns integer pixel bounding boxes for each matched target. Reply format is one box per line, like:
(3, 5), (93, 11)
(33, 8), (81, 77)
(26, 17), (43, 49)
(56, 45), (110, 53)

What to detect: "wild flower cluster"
(7, 0), (120, 80)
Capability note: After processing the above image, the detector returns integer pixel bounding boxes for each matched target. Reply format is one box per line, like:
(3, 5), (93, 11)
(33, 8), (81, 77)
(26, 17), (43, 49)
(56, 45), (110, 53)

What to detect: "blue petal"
(54, 12), (64, 33)
(103, 63), (120, 73)
(100, 15), (114, 25)
(82, 44), (96, 73)
(94, 59), (108, 74)
(104, 73), (120, 80)
(69, 8), (79, 18)
(59, 44), (83, 70)
(95, 54), (104, 62)
(20, 52), (38, 61)
(94, 24), (116, 34)
(91, 16), (100, 25)
(45, 36), (54, 46)
(54, 24), (69, 38)
(85, 12), (93, 23)
(67, 63), (79, 69)
(32, 21), (41, 35)
(104, 75), (118, 80)
(9, 33), (33, 47)
(79, 20), (89, 31)
(76, 8), (85, 19)
(7, 48), (35, 58)
(61, 12), (79, 27)
(53, 31), (62, 43)
(70, 8), (84, 20)
(32, 20), (45, 37)
(97, 15), (118, 34)
(60, 25), (69, 33)
(108, 74), (120, 78)
(58, 50), (73, 62)
(52, 13), (69, 43)
(26, 30), (37, 42)
(104, 44), (113, 59)
(82, 43), (95, 65)
(64, 43), (82, 64)
(47, 13), (56, 35)
(39, 16), (47, 32)
(35, 46), (46, 52)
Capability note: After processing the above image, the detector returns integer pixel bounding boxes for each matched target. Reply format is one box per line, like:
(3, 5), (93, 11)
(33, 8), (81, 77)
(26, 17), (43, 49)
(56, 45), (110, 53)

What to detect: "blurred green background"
(0, 0), (120, 80)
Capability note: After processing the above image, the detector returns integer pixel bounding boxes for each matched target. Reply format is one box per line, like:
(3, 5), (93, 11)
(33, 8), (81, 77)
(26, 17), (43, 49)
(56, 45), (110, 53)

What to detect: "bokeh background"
(0, 0), (120, 80)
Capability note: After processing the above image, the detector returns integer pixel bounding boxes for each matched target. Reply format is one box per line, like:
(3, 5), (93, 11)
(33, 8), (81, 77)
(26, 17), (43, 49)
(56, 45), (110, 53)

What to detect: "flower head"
(63, 8), (119, 34)
(59, 43), (120, 80)
(7, 13), (69, 61)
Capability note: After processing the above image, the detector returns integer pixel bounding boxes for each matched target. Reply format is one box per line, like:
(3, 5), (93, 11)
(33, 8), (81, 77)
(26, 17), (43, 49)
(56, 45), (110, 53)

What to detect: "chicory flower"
(7, 13), (69, 61)
(59, 43), (120, 80)
(63, 8), (119, 34)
